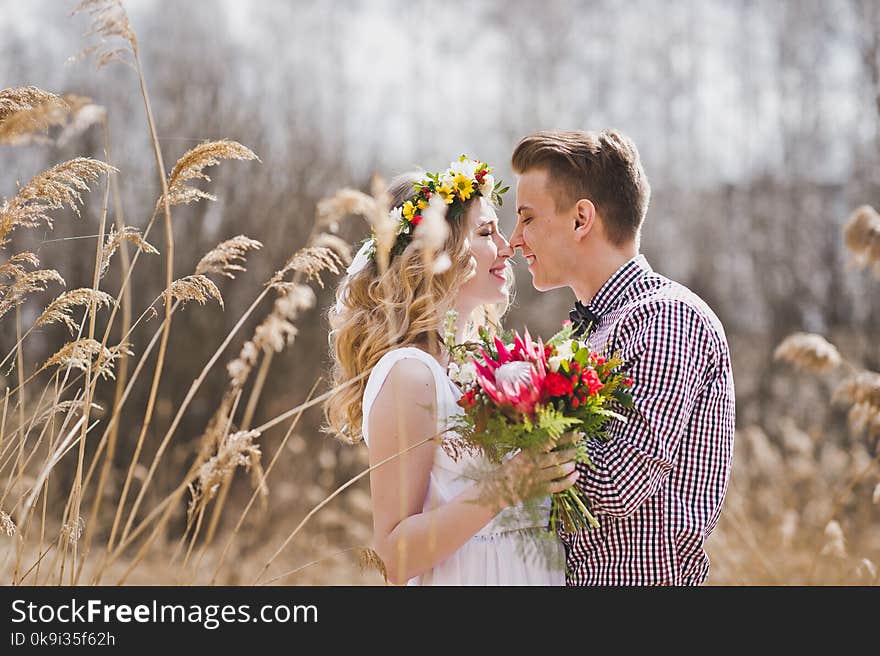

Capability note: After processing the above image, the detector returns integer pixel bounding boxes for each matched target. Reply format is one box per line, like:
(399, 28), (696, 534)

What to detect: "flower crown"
(350, 156), (509, 273)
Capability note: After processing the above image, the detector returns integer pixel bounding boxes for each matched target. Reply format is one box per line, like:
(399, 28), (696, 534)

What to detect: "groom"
(509, 129), (735, 585)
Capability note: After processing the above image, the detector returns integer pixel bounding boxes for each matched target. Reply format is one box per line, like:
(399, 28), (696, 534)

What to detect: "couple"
(326, 129), (736, 586)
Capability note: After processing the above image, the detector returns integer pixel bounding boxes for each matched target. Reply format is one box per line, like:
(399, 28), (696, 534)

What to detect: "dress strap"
(361, 347), (447, 445)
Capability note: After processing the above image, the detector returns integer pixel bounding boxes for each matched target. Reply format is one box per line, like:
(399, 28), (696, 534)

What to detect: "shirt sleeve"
(575, 299), (715, 518)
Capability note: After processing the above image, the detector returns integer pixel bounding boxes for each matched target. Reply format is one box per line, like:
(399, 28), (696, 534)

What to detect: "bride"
(326, 157), (578, 585)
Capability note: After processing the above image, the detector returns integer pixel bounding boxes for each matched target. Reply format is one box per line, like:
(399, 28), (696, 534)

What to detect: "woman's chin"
(487, 287), (509, 305)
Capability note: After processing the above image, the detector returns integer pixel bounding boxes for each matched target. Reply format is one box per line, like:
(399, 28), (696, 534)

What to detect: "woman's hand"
(489, 440), (580, 510)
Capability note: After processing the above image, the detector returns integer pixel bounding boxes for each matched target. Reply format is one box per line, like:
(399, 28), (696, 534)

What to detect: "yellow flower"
(417, 199), (428, 210)
(402, 200), (416, 221)
(437, 184), (455, 205)
(452, 173), (474, 200)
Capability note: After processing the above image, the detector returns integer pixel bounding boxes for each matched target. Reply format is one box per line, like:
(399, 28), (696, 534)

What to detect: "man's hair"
(511, 129), (651, 246)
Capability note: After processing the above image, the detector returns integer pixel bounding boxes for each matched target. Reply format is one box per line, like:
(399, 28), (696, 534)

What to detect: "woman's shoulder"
(366, 347), (442, 394)
(372, 346), (443, 373)
(362, 347), (443, 444)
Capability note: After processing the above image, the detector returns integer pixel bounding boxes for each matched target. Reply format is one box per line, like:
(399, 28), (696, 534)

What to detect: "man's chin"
(528, 270), (565, 293)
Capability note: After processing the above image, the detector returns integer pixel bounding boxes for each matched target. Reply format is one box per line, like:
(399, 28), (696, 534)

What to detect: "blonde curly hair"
(325, 171), (512, 443)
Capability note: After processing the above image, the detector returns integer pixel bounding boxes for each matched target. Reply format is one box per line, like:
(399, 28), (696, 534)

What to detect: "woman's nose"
(496, 232), (514, 259)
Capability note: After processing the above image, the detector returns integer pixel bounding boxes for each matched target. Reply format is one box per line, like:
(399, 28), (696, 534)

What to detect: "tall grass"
(1, 0), (877, 586)
(0, 1), (382, 586)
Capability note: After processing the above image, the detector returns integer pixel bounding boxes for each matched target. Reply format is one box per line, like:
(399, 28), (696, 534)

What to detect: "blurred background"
(1, 0), (879, 584)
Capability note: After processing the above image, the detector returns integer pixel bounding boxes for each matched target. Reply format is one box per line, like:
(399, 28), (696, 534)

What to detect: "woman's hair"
(325, 171), (512, 443)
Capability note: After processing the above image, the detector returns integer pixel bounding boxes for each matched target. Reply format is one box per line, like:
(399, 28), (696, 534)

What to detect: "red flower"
(545, 372), (573, 397)
(457, 389), (477, 409)
(594, 355), (606, 366)
(571, 398), (580, 408)
(581, 369), (605, 396)
(624, 377), (633, 387)
(473, 329), (550, 418)
(411, 214), (423, 226)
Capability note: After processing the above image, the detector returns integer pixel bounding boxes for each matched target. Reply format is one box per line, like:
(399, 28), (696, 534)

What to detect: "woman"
(326, 157), (577, 585)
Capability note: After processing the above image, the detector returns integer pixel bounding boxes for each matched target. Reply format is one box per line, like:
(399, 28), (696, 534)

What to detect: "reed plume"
(1, 511), (17, 537)
(844, 205), (880, 275)
(269, 246), (342, 290)
(773, 332), (843, 373)
(56, 97), (106, 147)
(0, 86), (59, 121)
(309, 232), (352, 264)
(34, 288), (115, 334)
(0, 88), (70, 145)
(0, 263), (66, 323)
(315, 175), (393, 272)
(195, 235), (263, 279)
(99, 225), (158, 279)
(187, 429), (264, 527)
(0, 157), (116, 249)
(72, 0), (138, 66)
(162, 140), (260, 208)
(165, 275), (224, 309)
(39, 339), (132, 380)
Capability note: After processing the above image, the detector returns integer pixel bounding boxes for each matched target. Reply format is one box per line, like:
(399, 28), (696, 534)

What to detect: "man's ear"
(573, 199), (596, 242)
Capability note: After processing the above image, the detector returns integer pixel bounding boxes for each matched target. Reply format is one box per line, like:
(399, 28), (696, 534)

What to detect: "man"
(509, 129), (735, 585)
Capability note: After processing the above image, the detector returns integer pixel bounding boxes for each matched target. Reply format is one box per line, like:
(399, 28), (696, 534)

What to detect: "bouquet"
(445, 316), (634, 533)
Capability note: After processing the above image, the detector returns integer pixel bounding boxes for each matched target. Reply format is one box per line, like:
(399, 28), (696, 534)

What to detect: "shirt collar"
(584, 254), (652, 317)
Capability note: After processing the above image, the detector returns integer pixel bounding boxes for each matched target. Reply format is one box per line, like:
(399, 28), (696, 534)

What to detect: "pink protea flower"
(472, 329), (549, 418)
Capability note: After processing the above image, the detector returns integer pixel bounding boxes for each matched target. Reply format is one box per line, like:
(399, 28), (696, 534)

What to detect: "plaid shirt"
(564, 254), (735, 585)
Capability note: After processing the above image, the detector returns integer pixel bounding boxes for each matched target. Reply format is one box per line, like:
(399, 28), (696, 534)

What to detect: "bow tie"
(569, 301), (601, 338)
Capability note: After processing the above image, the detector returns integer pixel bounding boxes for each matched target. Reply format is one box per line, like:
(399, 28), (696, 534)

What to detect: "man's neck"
(571, 245), (638, 304)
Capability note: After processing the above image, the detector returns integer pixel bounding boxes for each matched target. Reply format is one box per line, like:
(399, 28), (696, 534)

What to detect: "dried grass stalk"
(414, 194), (451, 274)
(188, 429), (265, 524)
(0, 157), (116, 249)
(316, 189), (381, 229)
(162, 140), (259, 208)
(311, 232), (353, 265)
(820, 520), (846, 558)
(71, 0), (138, 61)
(357, 547), (388, 583)
(0, 86), (59, 121)
(0, 88), (70, 145)
(0, 267), (66, 322)
(0, 251), (40, 277)
(56, 95), (106, 146)
(34, 288), (115, 334)
(269, 246), (342, 290)
(99, 225), (159, 279)
(165, 275), (224, 309)
(31, 400), (103, 428)
(62, 516), (86, 544)
(315, 177), (394, 271)
(774, 332), (843, 373)
(846, 402), (880, 440)
(39, 339), (132, 380)
(0, 510), (16, 536)
(252, 285), (315, 354)
(195, 235), (263, 279)
(844, 205), (880, 276)
(833, 371), (880, 407)
(226, 340), (259, 389)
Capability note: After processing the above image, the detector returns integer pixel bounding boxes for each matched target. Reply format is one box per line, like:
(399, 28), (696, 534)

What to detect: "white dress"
(362, 346), (565, 586)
